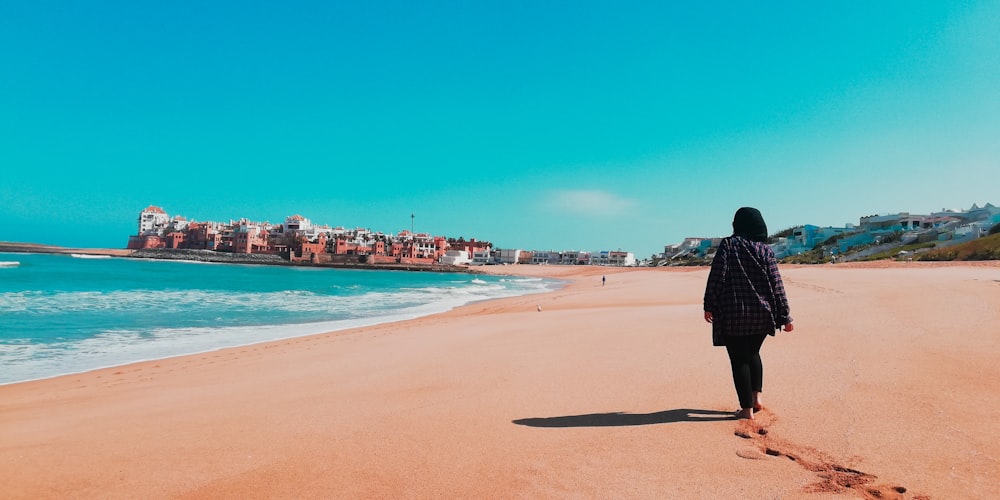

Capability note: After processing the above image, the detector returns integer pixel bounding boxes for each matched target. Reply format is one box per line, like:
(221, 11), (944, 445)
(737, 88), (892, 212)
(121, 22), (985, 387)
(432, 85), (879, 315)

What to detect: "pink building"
(126, 205), (481, 266)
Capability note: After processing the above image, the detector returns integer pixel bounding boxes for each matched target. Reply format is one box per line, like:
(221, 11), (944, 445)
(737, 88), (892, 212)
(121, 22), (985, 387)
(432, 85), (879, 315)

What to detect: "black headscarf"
(732, 207), (768, 243)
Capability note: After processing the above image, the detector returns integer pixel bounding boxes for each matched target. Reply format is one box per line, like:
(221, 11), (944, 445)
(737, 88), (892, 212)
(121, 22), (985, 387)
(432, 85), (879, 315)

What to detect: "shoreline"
(0, 256), (562, 387)
(2, 261), (999, 497)
(7, 240), (998, 272)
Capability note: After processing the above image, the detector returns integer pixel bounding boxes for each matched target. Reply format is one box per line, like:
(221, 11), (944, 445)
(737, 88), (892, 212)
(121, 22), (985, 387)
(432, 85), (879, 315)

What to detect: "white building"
(138, 206), (170, 235)
(283, 214), (312, 233)
(166, 216), (190, 232)
(471, 249), (493, 265)
(497, 248), (521, 264)
(439, 250), (472, 265)
(663, 238), (714, 260)
(592, 250), (636, 266)
(531, 251), (558, 265)
(281, 215), (335, 242)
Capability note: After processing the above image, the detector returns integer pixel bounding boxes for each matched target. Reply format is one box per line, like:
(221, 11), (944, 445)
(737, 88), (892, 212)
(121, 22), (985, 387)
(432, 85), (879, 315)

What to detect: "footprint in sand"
(731, 409), (919, 498)
(736, 448), (767, 460)
(784, 279), (845, 295)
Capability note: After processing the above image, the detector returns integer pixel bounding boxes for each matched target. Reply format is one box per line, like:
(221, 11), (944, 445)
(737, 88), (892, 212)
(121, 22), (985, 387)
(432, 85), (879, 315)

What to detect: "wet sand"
(2, 262), (999, 498)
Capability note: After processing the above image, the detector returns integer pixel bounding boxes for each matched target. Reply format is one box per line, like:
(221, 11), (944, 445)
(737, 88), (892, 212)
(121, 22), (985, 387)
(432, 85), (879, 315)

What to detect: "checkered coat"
(703, 236), (792, 346)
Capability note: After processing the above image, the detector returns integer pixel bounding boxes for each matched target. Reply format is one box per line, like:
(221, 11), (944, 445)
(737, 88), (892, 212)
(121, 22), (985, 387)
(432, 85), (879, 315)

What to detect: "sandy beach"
(2, 262), (999, 499)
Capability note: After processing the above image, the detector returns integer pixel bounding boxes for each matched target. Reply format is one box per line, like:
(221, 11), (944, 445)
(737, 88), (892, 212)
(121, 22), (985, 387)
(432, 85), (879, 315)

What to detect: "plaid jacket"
(704, 236), (792, 343)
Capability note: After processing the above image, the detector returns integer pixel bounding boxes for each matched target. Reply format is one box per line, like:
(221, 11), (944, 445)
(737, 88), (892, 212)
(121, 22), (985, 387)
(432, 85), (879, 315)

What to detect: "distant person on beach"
(602, 275), (606, 286)
(703, 207), (794, 420)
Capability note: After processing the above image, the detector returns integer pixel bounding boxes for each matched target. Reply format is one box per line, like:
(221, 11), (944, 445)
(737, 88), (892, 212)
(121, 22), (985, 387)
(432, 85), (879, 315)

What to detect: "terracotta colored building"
(127, 205), (480, 266)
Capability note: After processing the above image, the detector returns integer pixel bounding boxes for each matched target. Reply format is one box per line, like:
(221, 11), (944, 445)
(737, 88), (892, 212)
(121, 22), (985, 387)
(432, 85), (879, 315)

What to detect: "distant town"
(127, 206), (637, 267)
(126, 203), (999, 268)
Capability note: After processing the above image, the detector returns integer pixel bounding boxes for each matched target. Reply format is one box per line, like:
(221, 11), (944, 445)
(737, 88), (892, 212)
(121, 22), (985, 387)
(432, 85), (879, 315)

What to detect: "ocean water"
(0, 252), (561, 385)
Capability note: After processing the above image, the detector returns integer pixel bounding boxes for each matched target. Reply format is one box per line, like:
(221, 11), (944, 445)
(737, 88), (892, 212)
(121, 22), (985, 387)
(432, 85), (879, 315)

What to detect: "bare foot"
(752, 392), (764, 412)
(735, 408), (754, 420)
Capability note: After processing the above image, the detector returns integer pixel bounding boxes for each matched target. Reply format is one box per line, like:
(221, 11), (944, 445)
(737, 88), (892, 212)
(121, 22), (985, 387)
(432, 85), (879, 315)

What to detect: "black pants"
(725, 334), (767, 409)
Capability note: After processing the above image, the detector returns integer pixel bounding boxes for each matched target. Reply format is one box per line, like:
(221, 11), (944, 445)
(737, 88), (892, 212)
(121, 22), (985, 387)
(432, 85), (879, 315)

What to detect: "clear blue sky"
(2, 1), (998, 258)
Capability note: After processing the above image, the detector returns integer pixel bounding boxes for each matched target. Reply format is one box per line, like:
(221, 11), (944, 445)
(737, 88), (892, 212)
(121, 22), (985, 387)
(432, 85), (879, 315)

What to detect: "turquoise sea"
(0, 252), (560, 385)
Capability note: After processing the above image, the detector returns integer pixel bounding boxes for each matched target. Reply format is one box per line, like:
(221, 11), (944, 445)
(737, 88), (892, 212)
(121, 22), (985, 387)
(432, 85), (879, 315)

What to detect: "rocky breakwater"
(128, 248), (287, 265)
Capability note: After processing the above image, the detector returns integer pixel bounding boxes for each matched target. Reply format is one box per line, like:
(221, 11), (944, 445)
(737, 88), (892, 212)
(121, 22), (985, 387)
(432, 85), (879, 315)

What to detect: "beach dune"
(2, 263), (999, 498)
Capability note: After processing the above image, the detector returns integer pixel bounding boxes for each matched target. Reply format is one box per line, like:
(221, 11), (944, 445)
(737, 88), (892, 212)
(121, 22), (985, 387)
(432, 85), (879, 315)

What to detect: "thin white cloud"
(544, 189), (639, 216)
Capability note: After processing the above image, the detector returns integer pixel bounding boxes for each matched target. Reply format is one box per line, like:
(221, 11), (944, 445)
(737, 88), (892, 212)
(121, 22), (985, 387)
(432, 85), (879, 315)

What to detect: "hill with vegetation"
(776, 223), (1000, 264)
(917, 232), (1000, 261)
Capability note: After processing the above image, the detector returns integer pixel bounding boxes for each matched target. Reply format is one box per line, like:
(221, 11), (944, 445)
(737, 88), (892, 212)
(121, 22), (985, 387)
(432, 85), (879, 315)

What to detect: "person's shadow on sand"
(512, 409), (735, 428)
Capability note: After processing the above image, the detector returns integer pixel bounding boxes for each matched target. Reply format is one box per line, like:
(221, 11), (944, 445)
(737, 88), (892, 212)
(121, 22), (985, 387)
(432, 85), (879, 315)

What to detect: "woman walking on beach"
(703, 207), (793, 420)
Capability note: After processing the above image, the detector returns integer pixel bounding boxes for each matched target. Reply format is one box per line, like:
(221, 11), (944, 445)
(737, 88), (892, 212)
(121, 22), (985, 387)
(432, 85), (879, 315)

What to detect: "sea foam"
(0, 253), (562, 384)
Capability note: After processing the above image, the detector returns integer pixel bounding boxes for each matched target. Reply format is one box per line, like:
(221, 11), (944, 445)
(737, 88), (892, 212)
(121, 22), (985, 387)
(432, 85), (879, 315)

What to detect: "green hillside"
(918, 233), (1000, 261)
